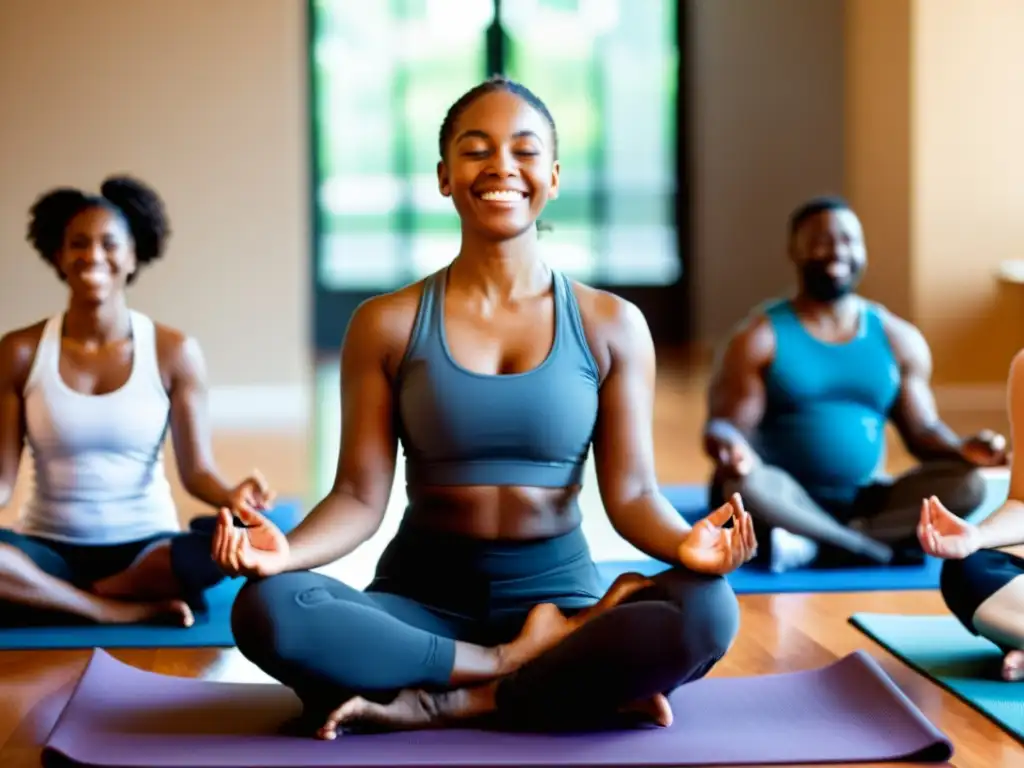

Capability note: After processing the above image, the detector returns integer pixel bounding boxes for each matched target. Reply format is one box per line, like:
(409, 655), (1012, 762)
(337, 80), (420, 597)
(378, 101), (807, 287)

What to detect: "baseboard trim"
(208, 385), (309, 432)
(933, 384), (1006, 413)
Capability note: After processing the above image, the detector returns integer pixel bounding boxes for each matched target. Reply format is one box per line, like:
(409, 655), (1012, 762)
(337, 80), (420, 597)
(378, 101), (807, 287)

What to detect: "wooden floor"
(0, 353), (1020, 767)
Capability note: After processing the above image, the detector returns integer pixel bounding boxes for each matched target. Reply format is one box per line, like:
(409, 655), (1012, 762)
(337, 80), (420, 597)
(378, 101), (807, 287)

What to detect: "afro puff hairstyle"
(26, 175), (170, 284)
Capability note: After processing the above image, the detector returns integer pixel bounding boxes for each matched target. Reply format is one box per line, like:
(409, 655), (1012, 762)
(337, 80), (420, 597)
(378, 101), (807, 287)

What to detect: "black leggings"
(0, 528), (224, 591)
(0, 526), (226, 627)
(940, 548), (1024, 648)
(231, 524), (739, 730)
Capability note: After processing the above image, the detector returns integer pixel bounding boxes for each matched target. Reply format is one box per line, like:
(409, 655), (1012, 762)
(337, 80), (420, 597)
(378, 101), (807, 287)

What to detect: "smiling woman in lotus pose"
(0, 176), (272, 628)
(218, 77), (755, 737)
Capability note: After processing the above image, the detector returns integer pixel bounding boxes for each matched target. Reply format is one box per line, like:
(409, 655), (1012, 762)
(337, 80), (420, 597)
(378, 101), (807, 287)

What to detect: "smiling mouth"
(825, 261), (851, 278)
(78, 270), (110, 283)
(476, 189), (528, 203)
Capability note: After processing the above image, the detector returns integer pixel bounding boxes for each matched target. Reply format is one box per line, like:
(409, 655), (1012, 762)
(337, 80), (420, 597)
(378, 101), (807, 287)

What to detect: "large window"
(502, 0), (678, 284)
(310, 0), (680, 291)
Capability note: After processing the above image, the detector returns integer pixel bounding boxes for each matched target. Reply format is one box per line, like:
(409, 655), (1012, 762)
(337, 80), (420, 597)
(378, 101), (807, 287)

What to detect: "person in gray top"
(217, 77), (756, 737)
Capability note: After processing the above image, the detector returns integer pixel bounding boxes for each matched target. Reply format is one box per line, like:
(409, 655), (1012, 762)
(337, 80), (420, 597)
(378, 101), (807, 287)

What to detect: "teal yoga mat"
(850, 612), (1024, 743)
(0, 501), (303, 650)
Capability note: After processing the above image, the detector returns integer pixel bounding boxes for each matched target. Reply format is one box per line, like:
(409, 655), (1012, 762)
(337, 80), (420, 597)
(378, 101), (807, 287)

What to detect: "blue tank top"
(395, 267), (600, 488)
(754, 299), (901, 507)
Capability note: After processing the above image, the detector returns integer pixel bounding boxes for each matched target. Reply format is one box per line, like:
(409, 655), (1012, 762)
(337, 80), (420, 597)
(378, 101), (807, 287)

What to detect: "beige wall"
(847, 0), (1024, 387)
(10, 1), (1012, 394)
(0, 0), (847, 401)
(913, 0), (1024, 385)
(844, 0), (913, 321)
(688, 0), (846, 344)
(0, 0), (309, 396)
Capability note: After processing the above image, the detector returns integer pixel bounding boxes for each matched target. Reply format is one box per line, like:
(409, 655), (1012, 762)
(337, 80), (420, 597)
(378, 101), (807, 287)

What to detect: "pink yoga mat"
(41, 648), (952, 767)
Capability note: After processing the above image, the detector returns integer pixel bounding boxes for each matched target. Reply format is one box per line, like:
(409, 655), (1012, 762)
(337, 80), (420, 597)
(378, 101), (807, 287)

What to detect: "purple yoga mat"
(42, 649), (952, 767)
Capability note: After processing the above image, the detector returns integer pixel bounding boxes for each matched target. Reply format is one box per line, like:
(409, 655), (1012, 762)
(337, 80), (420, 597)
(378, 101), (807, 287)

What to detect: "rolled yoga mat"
(41, 648), (952, 767)
(850, 612), (1024, 743)
(0, 502), (303, 651)
(599, 473), (1010, 595)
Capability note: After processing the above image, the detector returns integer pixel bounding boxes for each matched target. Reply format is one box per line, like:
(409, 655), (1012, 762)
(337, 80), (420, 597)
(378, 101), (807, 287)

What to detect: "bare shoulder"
(1004, 349), (1024, 425)
(345, 278), (428, 376)
(873, 301), (918, 338)
(569, 281), (649, 377)
(717, 308), (776, 371)
(153, 321), (193, 359)
(570, 281), (646, 338)
(1009, 347), (1024, 388)
(872, 301), (929, 364)
(152, 321), (206, 389)
(0, 320), (48, 390)
(349, 280), (423, 341)
(154, 321), (200, 363)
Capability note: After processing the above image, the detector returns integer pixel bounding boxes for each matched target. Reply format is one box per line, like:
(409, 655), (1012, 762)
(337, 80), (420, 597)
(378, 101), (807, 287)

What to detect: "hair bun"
(99, 175), (170, 264)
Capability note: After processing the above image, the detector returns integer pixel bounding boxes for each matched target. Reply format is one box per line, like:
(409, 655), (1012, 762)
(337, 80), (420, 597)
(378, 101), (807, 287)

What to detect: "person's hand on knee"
(917, 496), (982, 559)
(713, 441), (759, 481)
(704, 422), (760, 482)
(959, 430), (1009, 467)
(677, 493), (758, 575)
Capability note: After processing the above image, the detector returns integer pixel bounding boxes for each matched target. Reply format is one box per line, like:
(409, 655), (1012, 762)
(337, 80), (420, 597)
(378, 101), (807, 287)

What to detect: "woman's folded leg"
(940, 548), (1024, 680)
(492, 565), (740, 728)
(318, 565), (740, 733)
(230, 571), (472, 707)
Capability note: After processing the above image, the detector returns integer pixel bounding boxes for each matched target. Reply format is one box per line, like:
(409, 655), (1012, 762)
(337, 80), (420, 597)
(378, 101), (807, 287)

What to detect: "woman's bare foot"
(1002, 650), (1024, 681)
(90, 541), (180, 600)
(317, 685), (496, 739)
(619, 693), (673, 727)
(499, 603), (574, 673)
(494, 573), (656, 673)
(316, 685), (674, 738)
(565, 572), (656, 628)
(94, 597), (194, 627)
(498, 573), (656, 675)
(91, 571), (140, 599)
(599, 572), (656, 608)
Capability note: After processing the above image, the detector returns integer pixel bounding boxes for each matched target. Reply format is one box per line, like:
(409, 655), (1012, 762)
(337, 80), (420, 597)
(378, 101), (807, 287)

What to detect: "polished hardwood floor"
(0, 352), (1020, 767)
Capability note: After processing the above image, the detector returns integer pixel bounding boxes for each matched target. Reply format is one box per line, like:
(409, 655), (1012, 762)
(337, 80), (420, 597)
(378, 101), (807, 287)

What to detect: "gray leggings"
(230, 525), (740, 731)
(721, 461), (987, 564)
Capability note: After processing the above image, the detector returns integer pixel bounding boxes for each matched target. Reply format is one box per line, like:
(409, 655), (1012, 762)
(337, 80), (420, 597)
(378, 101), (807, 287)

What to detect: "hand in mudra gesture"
(226, 469), (276, 515)
(212, 504), (290, 579)
(678, 493), (758, 576)
(917, 496), (982, 560)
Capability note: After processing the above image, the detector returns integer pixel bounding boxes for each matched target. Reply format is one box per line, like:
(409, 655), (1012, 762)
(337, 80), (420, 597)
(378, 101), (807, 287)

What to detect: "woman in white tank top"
(0, 176), (275, 628)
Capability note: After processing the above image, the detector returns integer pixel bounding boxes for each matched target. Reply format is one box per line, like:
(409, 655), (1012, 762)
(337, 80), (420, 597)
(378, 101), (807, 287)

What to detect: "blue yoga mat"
(598, 474), (1009, 595)
(850, 612), (1024, 743)
(595, 556), (953, 595)
(0, 501), (304, 651)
